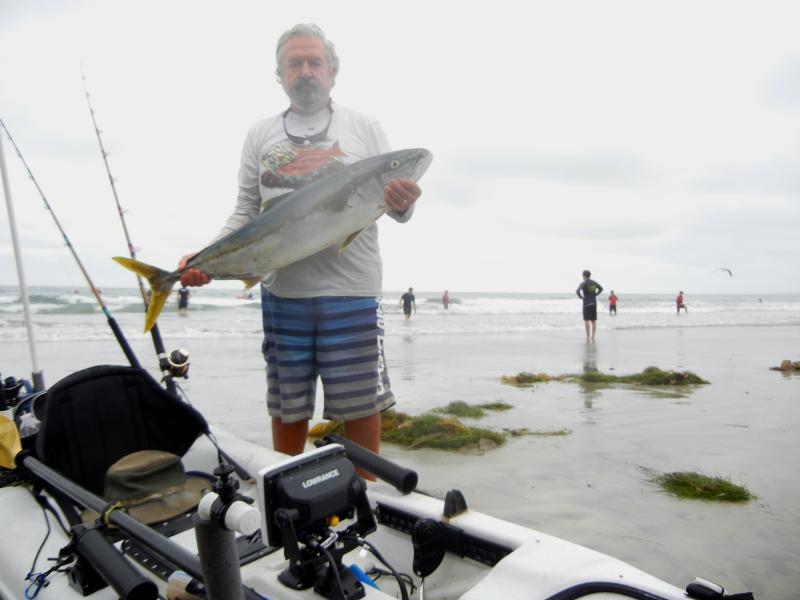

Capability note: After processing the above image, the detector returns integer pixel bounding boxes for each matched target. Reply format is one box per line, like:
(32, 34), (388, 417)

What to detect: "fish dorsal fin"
(340, 229), (364, 251)
(242, 277), (264, 290)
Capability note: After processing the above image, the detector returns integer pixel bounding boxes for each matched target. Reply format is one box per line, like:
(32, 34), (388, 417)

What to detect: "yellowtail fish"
(115, 148), (432, 332)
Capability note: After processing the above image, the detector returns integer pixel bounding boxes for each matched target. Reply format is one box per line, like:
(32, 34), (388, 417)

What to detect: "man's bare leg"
(272, 417), (309, 456)
(272, 413), (381, 479)
(344, 412), (381, 480)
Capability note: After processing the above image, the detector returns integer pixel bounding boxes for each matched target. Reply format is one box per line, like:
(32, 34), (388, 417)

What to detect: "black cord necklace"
(282, 100), (333, 145)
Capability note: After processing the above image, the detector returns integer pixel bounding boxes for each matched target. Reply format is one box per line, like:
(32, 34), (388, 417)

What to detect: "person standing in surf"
(442, 289), (450, 310)
(177, 24), (422, 473)
(676, 291), (688, 315)
(400, 287), (416, 319)
(608, 290), (618, 315)
(177, 287), (190, 311)
(576, 270), (603, 341)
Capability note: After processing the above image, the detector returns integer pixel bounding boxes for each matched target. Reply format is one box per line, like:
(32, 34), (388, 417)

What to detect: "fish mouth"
(412, 150), (433, 181)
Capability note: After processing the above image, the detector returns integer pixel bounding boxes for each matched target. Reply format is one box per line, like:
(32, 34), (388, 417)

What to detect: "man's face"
(279, 35), (334, 113)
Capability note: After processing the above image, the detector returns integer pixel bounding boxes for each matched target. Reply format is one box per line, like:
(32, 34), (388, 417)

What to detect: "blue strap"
(24, 571), (49, 599)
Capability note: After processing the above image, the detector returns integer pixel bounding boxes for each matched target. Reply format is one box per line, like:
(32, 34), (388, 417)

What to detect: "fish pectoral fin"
(242, 277), (263, 290)
(260, 190), (295, 213)
(340, 229), (364, 252)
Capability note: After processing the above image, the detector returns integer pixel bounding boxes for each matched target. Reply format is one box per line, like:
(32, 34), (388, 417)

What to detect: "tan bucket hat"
(83, 450), (209, 525)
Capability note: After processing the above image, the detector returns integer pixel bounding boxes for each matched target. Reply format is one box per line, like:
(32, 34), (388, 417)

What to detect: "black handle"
(316, 434), (418, 494)
(72, 524), (158, 600)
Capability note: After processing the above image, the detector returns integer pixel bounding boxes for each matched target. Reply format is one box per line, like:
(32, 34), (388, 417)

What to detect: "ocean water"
(0, 286), (798, 343)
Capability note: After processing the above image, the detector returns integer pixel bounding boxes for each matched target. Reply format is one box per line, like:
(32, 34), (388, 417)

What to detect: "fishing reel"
(166, 348), (191, 379)
(1, 375), (30, 410)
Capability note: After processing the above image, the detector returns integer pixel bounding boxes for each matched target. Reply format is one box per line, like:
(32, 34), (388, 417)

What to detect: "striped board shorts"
(261, 291), (395, 423)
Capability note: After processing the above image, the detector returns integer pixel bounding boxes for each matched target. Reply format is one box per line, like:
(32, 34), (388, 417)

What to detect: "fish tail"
(113, 257), (176, 332)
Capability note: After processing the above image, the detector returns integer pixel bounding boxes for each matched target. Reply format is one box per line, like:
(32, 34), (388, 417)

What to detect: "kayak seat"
(35, 365), (209, 496)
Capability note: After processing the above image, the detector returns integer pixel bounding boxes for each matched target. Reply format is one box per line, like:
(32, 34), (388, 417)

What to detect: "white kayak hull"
(0, 426), (697, 600)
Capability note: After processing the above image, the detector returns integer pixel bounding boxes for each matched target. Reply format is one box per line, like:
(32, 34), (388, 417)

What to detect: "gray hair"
(275, 23), (340, 81)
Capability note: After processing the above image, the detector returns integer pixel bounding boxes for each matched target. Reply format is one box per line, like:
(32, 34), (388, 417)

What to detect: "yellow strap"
(101, 500), (126, 526)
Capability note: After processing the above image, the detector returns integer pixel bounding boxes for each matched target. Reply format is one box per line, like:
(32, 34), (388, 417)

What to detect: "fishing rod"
(0, 117), (141, 369)
(3, 113), (250, 481)
(81, 72), (180, 395)
(79, 79), (252, 481)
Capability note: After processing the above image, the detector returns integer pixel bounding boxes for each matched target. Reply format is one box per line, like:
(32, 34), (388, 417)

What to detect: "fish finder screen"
(257, 444), (359, 549)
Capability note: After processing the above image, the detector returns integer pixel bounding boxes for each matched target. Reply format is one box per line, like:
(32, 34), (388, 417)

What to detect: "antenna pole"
(0, 126), (45, 390)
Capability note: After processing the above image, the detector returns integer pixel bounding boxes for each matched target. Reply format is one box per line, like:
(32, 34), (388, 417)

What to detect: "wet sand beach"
(2, 324), (799, 598)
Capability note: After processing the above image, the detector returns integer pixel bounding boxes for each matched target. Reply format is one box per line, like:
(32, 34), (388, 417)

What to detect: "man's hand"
(178, 253), (210, 287)
(384, 178), (421, 214)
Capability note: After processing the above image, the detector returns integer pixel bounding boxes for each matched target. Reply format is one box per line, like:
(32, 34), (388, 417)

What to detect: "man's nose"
(299, 61), (314, 77)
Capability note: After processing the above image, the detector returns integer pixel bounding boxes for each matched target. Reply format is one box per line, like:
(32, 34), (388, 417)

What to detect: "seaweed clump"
(770, 359), (800, 372)
(307, 420), (344, 438)
(503, 427), (572, 437)
(382, 413), (505, 450)
(501, 372), (554, 386)
(654, 471), (754, 502)
(435, 400), (513, 418)
(574, 366), (708, 385)
(479, 401), (514, 411)
(308, 409), (505, 452)
(502, 367), (707, 387)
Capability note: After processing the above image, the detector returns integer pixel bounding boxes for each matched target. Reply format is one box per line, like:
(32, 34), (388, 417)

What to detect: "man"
(676, 291), (688, 315)
(400, 287), (416, 319)
(177, 286), (190, 311)
(576, 270), (603, 341)
(178, 24), (422, 466)
(608, 290), (618, 315)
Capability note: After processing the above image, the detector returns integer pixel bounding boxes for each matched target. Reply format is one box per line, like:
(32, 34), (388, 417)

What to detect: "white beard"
(289, 79), (328, 114)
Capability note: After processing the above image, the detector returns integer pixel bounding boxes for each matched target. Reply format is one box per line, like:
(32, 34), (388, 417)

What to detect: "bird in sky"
(715, 267), (733, 277)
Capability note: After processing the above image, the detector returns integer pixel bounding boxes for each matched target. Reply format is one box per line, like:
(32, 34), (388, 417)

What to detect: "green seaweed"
(654, 471), (754, 502)
(575, 366), (708, 385)
(309, 410), (506, 451)
(530, 428), (572, 436)
(503, 427), (572, 437)
(435, 400), (514, 418)
(770, 359), (800, 372)
(501, 372), (555, 386)
(382, 413), (506, 450)
(503, 366), (708, 387)
(478, 402), (513, 411)
(436, 401), (486, 418)
(307, 420), (343, 438)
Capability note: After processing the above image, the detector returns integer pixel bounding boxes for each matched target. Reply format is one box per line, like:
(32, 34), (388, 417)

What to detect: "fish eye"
(390, 160), (400, 169)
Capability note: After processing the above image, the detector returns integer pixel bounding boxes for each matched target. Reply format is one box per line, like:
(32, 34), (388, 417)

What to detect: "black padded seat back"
(35, 365), (209, 495)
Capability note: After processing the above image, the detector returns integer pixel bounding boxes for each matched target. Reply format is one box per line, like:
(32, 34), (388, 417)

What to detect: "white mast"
(0, 127), (45, 391)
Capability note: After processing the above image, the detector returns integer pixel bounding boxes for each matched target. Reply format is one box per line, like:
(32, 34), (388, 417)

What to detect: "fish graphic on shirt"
(261, 142), (346, 189)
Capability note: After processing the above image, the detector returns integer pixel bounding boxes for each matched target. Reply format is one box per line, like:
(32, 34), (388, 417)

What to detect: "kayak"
(0, 366), (751, 600)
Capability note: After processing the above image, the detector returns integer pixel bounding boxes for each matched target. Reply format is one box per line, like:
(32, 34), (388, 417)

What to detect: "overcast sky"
(1, 0), (799, 294)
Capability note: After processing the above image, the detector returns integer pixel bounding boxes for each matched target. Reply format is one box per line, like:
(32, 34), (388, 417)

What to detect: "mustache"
(292, 77), (321, 93)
